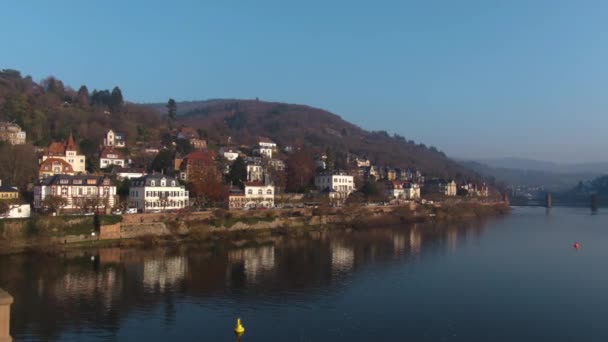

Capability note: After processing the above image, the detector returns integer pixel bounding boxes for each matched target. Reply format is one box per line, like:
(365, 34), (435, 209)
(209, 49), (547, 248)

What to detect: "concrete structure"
(103, 129), (126, 147)
(315, 172), (355, 202)
(0, 288), (12, 342)
(100, 147), (128, 169)
(41, 133), (86, 173)
(33, 175), (117, 213)
(0, 122), (26, 145)
(129, 175), (189, 213)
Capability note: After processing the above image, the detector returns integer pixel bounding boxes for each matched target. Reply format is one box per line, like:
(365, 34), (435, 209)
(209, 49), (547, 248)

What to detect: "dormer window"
(151, 180), (155, 186)
(171, 181), (176, 186)
(161, 179), (166, 187)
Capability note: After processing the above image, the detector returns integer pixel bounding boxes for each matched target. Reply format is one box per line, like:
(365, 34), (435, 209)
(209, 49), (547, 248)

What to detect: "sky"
(2, 0), (608, 163)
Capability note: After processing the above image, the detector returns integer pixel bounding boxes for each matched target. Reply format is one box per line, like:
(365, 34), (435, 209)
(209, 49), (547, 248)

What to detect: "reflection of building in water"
(143, 256), (187, 291)
(54, 268), (120, 308)
(393, 232), (407, 256)
(228, 245), (275, 284)
(410, 227), (422, 255)
(447, 227), (458, 252)
(331, 242), (354, 273)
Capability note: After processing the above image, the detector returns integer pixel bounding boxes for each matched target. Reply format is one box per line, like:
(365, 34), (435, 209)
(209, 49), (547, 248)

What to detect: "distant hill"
(472, 157), (608, 175)
(461, 160), (600, 191)
(146, 99), (483, 181)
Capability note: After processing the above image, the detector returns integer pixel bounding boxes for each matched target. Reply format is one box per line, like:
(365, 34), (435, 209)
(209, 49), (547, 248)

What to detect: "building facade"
(128, 175), (189, 213)
(41, 133), (86, 173)
(229, 182), (275, 209)
(33, 175), (117, 213)
(0, 122), (26, 145)
(39, 158), (75, 179)
(315, 172), (355, 201)
(103, 129), (126, 147)
(100, 147), (128, 169)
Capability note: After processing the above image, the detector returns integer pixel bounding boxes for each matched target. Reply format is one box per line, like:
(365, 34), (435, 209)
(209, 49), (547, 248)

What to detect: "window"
(151, 180), (155, 186)
(247, 189), (253, 195)
(266, 189), (272, 195)
(171, 181), (176, 186)
(258, 189), (262, 195)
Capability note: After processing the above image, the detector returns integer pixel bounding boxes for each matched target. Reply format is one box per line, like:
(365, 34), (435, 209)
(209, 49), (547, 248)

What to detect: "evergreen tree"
(110, 86), (123, 112)
(167, 98), (177, 127)
(227, 156), (247, 187)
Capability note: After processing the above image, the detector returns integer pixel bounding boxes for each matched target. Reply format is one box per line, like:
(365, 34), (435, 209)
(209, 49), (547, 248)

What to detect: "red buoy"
(574, 242), (580, 249)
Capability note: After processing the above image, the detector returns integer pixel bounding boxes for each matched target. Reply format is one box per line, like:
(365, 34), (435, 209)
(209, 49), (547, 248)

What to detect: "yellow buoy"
(234, 318), (245, 335)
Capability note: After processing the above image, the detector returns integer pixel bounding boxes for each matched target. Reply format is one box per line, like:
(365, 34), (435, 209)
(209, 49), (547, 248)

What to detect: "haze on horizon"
(2, 0), (607, 164)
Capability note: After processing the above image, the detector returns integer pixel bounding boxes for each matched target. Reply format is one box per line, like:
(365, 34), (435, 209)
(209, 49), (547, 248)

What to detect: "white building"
(257, 137), (276, 158)
(247, 163), (264, 182)
(33, 175), (117, 213)
(100, 147), (128, 169)
(220, 148), (240, 161)
(315, 172), (355, 201)
(228, 182), (275, 209)
(129, 175), (189, 213)
(387, 181), (421, 200)
(114, 168), (147, 180)
(0, 122), (26, 145)
(103, 129), (126, 148)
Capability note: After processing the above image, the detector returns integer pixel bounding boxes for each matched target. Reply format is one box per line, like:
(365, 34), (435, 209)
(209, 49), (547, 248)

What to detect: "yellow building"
(0, 180), (19, 200)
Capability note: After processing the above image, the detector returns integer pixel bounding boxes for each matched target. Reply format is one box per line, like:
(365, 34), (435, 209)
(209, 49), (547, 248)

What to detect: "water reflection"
(0, 220), (492, 341)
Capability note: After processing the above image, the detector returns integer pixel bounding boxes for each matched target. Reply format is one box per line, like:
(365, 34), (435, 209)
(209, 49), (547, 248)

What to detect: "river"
(2, 206), (608, 341)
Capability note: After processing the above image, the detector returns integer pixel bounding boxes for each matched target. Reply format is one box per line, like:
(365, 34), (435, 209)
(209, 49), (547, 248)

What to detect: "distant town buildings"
(128, 175), (189, 213)
(0, 122), (26, 145)
(424, 179), (457, 196)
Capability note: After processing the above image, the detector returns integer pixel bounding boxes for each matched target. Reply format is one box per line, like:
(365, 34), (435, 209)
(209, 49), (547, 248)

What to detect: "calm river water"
(2, 207), (608, 341)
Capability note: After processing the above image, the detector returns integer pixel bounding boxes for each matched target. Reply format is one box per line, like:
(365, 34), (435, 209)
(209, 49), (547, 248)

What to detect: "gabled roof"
(0, 184), (19, 193)
(258, 136), (275, 144)
(39, 158), (74, 173)
(100, 147), (126, 159)
(131, 174), (182, 187)
(37, 174), (109, 186)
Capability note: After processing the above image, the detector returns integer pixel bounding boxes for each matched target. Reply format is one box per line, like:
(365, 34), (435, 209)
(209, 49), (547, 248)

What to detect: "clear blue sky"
(2, 0), (608, 163)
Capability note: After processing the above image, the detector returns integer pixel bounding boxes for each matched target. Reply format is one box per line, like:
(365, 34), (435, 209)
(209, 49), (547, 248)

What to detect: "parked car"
(125, 208), (138, 214)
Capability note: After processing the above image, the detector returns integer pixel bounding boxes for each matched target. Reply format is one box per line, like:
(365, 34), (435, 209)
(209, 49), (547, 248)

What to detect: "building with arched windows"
(228, 182), (275, 209)
(128, 175), (189, 213)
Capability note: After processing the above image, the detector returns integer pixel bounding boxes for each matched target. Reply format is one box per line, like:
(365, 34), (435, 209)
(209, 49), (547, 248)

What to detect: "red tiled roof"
(39, 158), (74, 173)
(258, 136), (275, 144)
(100, 147), (125, 159)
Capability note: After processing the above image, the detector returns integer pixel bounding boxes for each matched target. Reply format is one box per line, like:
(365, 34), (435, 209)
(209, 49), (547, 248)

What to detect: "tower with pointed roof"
(40, 132), (87, 174)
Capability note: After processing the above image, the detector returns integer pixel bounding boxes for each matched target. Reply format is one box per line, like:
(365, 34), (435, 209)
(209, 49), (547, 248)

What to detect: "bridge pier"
(0, 289), (12, 342)
(591, 194), (599, 211)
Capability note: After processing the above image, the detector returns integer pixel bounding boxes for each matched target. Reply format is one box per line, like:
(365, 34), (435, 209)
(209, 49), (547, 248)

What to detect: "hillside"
(147, 99), (482, 181)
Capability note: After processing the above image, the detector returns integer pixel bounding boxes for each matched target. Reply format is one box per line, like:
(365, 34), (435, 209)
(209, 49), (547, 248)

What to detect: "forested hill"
(147, 99), (481, 181)
(0, 69), (164, 148)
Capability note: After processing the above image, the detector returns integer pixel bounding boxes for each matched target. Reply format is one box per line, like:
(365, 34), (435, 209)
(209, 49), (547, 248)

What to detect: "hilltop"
(146, 99), (481, 181)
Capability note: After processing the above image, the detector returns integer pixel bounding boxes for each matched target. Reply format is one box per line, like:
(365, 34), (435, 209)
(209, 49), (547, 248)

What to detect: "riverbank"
(0, 201), (510, 255)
